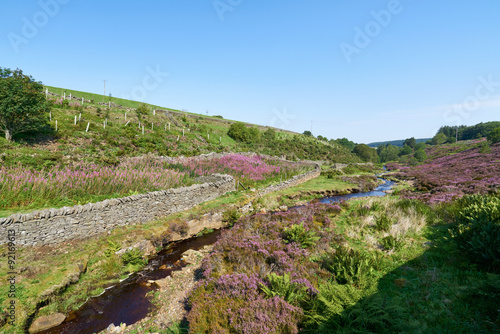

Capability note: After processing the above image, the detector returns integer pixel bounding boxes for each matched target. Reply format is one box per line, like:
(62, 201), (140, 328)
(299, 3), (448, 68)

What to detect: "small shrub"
(188, 274), (303, 334)
(283, 222), (320, 249)
(479, 141), (492, 154)
(322, 169), (342, 179)
(168, 220), (189, 237)
(487, 126), (500, 143)
(222, 208), (241, 227)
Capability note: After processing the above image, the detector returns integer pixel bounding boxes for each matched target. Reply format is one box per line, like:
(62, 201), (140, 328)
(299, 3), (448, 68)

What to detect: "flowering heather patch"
(0, 156), (192, 212)
(393, 143), (500, 203)
(188, 274), (303, 334)
(188, 203), (343, 332)
(172, 154), (312, 186)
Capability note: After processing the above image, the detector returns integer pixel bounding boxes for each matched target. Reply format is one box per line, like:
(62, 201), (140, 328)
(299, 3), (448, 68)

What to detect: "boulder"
(181, 249), (202, 264)
(29, 313), (66, 333)
(151, 276), (171, 289)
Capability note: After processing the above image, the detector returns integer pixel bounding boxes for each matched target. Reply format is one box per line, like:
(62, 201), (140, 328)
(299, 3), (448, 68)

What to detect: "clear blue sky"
(2, 1), (500, 143)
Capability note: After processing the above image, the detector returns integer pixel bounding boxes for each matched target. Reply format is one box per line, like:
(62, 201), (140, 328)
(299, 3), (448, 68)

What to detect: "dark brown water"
(38, 229), (222, 334)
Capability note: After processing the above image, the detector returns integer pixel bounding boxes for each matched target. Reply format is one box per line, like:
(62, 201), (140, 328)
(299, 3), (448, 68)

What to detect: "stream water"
(38, 230), (222, 334)
(319, 178), (395, 204)
(37, 176), (394, 334)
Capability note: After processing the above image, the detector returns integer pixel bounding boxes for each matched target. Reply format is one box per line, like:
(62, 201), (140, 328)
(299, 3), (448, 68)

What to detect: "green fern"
(104, 240), (121, 257)
(283, 222), (320, 249)
(121, 247), (146, 266)
(321, 246), (379, 287)
(451, 194), (500, 272)
(260, 272), (312, 307)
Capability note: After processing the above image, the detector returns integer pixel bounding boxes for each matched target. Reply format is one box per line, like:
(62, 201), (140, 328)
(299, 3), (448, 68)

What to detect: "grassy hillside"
(0, 86), (360, 170)
(0, 86), (361, 217)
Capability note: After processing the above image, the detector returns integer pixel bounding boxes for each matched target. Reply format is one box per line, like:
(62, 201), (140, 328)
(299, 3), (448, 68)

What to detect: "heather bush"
(172, 153), (312, 188)
(188, 274), (303, 334)
(451, 194), (500, 272)
(393, 142), (500, 203)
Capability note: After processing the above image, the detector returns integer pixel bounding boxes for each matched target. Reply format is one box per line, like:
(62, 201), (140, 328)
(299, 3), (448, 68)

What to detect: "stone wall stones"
(0, 174), (234, 247)
(259, 164), (321, 196)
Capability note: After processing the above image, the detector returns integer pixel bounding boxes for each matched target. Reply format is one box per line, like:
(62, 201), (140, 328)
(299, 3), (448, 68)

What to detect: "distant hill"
(367, 138), (431, 148)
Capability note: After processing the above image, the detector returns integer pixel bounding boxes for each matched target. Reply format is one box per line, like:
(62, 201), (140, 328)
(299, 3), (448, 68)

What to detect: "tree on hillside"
(353, 144), (378, 162)
(399, 144), (413, 156)
(317, 135), (328, 142)
(487, 127), (500, 144)
(228, 122), (247, 142)
(415, 142), (426, 151)
(414, 148), (427, 162)
(378, 144), (400, 162)
(303, 130), (313, 137)
(403, 137), (416, 149)
(431, 133), (447, 145)
(336, 137), (356, 150)
(228, 122), (260, 143)
(0, 67), (50, 141)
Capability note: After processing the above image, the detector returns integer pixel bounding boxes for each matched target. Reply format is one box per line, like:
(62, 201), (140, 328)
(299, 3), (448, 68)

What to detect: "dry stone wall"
(0, 174), (234, 247)
(259, 164), (321, 196)
(0, 162), (321, 248)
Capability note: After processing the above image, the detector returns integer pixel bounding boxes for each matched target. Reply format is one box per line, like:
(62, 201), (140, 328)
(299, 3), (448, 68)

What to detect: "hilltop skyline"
(2, 1), (500, 143)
